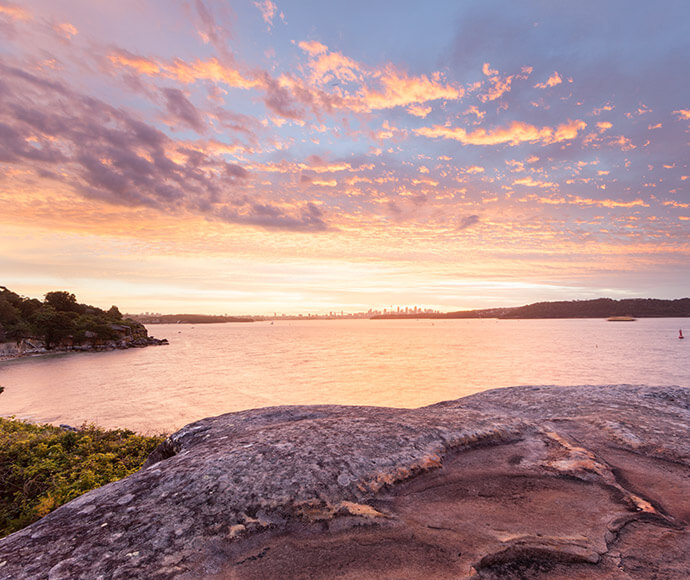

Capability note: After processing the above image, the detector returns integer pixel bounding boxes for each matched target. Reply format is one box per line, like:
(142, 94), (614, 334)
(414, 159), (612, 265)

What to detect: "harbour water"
(1, 318), (688, 433)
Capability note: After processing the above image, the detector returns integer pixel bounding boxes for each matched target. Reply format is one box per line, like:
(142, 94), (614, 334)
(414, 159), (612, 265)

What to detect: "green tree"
(107, 305), (122, 320)
(44, 291), (83, 314)
(31, 306), (76, 349)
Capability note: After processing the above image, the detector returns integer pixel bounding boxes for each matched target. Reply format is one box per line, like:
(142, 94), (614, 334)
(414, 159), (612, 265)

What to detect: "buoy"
(680, 330), (685, 340)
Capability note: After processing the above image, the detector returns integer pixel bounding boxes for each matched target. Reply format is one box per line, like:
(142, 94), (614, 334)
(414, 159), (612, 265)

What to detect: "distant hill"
(372, 298), (690, 320)
(128, 314), (253, 324)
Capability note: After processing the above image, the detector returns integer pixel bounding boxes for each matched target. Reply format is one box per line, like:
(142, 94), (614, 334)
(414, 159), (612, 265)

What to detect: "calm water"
(1, 318), (688, 433)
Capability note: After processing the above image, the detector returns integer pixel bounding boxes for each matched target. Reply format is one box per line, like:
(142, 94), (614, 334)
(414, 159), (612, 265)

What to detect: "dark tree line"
(0, 287), (143, 348)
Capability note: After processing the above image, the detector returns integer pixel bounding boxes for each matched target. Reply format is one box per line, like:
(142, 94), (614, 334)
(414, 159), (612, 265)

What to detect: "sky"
(1, 0), (688, 315)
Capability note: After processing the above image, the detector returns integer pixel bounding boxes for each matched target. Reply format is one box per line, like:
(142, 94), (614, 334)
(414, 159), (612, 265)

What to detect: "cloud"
(477, 64), (531, 103)
(359, 67), (463, 111)
(298, 40), (328, 55)
(535, 72), (562, 89)
(305, 49), (362, 85)
(296, 41), (463, 114)
(0, 63), (330, 232)
(53, 22), (78, 40)
(109, 50), (259, 89)
(311, 179), (337, 187)
(513, 177), (555, 188)
(192, 0), (233, 59)
(458, 214), (480, 229)
(674, 109), (690, 120)
(530, 194), (649, 209)
(162, 88), (206, 133)
(415, 119), (586, 146)
(253, 0), (281, 29)
(407, 104), (432, 118)
(0, 2), (30, 20)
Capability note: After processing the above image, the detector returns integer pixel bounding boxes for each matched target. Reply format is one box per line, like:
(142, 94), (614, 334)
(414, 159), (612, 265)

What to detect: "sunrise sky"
(1, 1), (688, 314)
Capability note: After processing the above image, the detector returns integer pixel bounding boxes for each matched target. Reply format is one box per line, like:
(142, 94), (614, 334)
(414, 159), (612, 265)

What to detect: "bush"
(0, 418), (165, 537)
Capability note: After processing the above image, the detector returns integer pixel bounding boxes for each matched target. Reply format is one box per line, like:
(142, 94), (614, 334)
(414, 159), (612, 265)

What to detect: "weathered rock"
(1, 384), (688, 579)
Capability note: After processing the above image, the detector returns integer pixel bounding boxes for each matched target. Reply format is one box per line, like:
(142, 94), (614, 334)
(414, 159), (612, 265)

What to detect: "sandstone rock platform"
(1, 384), (688, 579)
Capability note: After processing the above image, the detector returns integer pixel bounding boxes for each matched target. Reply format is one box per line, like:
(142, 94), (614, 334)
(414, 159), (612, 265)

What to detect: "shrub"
(0, 418), (165, 537)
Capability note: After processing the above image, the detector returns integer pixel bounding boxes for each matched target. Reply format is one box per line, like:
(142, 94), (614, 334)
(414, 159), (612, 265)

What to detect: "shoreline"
(0, 336), (168, 363)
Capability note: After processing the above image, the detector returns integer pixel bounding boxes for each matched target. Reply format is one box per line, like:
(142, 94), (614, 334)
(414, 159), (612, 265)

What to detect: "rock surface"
(1, 384), (689, 579)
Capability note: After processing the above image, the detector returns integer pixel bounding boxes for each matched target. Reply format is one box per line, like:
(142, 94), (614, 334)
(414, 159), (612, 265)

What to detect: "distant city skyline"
(1, 1), (688, 315)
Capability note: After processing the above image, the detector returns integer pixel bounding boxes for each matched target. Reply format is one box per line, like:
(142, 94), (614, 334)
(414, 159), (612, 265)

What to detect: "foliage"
(0, 417), (165, 538)
(0, 285), (146, 347)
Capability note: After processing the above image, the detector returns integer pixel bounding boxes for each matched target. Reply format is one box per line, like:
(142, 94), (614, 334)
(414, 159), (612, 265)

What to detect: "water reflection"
(1, 318), (687, 433)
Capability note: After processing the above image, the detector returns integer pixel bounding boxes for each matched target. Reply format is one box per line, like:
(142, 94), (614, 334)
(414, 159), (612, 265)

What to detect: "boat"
(607, 316), (636, 321)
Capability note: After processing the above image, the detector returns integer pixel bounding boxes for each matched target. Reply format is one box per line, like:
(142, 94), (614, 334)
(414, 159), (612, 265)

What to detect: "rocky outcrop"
(1, 384), (688, 579)
(0, 334), (167, 360)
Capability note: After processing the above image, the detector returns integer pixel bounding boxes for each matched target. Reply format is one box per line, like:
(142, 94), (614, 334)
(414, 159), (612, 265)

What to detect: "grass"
(0, 417), (165, 537)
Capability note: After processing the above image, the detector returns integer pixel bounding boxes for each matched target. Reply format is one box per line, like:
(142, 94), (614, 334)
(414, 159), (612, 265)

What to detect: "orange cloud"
(479, 75), (513, 102)
(307, 50), (362, 84)
(54, 22), (78, 39)
(482, 63), (498, 76)
(311, 179), (337, 187)
(0, 2), (30, 20)
(674, 109), (690, 120)
(513, 177), (554, 188)
(166, 57), (259, 88)
(297, 42), (463, 112)
(465, 166), (485, 174)
(463, 106), (485, 121)
(299, 161), (352, 173)
(478, 65), (531, 103)
(358, 67), (463, 111)
(573, 196), (649, 208)
(596, 121), (612, 132)
(531, 195), (649, 208)
(108, 52), (161, 75)
(535, 72), (562, 89)
(108, 52), (258, 89)
(298, 40), (328, 55)
(407, 104), (432, 118)
(415, 119), (586, 146)
(609, 135), (635, 151)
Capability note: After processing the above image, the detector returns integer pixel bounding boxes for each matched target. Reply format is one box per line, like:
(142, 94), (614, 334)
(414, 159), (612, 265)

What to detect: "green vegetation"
(0, 286), (147, 347)
(0, 416), (165, 537)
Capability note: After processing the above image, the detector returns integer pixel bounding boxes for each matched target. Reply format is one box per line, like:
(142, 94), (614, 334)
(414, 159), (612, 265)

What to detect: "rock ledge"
(1, 384), (688, 579)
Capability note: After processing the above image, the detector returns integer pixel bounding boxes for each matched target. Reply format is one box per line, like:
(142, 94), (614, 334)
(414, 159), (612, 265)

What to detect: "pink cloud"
(253, 0), (280, 29)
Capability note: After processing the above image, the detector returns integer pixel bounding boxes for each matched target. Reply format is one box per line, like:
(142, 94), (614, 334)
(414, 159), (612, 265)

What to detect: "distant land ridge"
(128, 313), (253, 324)
(372, 297), (690, 320)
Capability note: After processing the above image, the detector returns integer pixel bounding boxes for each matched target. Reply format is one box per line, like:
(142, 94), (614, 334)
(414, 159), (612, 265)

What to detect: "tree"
(31, 306), (76, 349)
(44, 291), (82, 314)
(107, 306), (122, 320)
